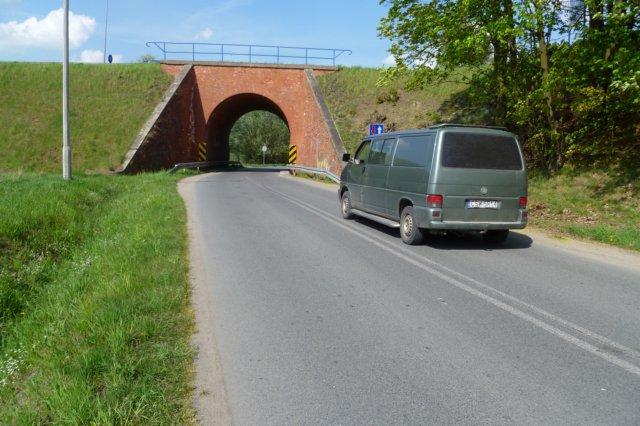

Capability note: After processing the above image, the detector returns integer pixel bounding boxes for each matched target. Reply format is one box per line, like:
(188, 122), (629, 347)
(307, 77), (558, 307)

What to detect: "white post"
(103, 0), (109, 63)
(62, 0), (71, 180)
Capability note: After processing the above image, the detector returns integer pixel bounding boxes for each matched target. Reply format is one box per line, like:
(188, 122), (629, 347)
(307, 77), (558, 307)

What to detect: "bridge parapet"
(147, 42), (352, 67)
(160, 60), (338, 71)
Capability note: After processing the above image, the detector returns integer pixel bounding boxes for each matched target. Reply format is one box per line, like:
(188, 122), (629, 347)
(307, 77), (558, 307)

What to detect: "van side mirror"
(342, 153), (351, 162)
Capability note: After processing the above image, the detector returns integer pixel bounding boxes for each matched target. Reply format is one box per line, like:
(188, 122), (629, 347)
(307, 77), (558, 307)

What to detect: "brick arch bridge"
(119, 62), (346, 174)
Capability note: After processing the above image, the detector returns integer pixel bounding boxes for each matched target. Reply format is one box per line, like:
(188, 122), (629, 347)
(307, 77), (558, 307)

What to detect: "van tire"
(341, 190), (354, 219)
(483, 229), (509, 244)
(400, 206), (424, 245)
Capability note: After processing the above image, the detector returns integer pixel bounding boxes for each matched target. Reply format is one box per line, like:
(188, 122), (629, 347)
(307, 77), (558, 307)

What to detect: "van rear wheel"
(400, 206), (424, 245)
(483, 229), (509, 244)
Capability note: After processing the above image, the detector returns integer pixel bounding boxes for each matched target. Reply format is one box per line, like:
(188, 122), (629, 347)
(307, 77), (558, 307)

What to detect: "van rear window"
(441, 133), (522, 170)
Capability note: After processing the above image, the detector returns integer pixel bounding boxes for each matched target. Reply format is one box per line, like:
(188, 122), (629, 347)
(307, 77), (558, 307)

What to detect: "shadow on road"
(352, 217), (533, 251)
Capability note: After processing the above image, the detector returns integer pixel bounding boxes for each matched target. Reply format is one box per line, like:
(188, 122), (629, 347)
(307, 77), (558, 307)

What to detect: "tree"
(379, 0), (640, 171)
(138, 54), (156, 63)
(228, 111), (290, 164)
(379, 0), (519, 125)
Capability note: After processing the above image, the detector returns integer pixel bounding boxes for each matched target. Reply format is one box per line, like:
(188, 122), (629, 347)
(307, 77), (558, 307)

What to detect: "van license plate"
(466, 200), (501, 209)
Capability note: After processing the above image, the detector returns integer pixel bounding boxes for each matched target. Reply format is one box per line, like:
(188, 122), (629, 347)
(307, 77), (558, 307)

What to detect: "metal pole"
(62, 0), (71, 180)
(103, 0), (109, 63)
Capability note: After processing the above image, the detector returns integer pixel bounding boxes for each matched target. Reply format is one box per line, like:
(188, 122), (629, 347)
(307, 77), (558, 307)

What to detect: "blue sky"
(0, 0), (393, 67)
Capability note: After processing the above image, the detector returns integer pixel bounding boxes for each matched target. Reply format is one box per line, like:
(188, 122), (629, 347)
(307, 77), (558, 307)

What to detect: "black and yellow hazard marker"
(198, 142), (207, 162)
(288, 145), (297, 164)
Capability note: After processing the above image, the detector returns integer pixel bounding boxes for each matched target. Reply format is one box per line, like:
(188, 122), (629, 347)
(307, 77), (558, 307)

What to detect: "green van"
(339, 124), (528, 245)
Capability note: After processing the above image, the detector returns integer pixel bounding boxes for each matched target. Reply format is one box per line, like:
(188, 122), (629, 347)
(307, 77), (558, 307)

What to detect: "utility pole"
(103, 0), (109, 63)
(62, 0), (71, 180)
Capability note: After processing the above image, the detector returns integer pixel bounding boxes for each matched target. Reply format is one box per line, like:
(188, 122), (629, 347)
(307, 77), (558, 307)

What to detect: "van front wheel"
(341, 191), (354, 219)
(400, 206), (424, 245)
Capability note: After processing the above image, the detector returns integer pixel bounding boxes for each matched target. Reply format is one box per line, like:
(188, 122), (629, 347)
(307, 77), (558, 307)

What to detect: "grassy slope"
(318, 67), (639, 251)
(0, 174), (194, 423)
(0, 62), (171, 173)
(317, 67), (466, 153)
(529, 168), (639, 251)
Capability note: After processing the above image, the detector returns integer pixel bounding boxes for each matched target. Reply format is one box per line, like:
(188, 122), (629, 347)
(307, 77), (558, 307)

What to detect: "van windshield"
(441, 132), (522, 170)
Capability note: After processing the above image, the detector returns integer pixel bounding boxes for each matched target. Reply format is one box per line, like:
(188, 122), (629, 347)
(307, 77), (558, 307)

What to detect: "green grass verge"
(0, 62), (172, 174)
(0, 173), (194, 423)
(317, 67), (466, 153)
(292, 171), (337, 185)
(529, 167), (640, 251)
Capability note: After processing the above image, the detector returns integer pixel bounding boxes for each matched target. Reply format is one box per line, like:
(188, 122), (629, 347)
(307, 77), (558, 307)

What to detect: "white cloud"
(79, 49), (103, 63)
(0, 8), (96, 50)
(382, 54), (396, 67)
(194, 27), (213, 41)
(78, 49), (123, 64)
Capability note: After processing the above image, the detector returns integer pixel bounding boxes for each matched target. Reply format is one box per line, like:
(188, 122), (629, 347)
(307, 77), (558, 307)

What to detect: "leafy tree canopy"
(380, 0), (640, 170)
(229, 111), (290, 164)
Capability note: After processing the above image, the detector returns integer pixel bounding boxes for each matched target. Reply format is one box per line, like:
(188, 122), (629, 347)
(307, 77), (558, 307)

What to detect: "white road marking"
(260, 181), (640, 378)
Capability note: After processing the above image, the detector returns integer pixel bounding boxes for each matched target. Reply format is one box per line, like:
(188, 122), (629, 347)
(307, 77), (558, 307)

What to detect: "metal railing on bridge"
(146, 42), (352, 66)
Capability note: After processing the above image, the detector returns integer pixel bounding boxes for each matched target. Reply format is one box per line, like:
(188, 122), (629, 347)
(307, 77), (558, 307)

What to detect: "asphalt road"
(181, 171), (640, 425)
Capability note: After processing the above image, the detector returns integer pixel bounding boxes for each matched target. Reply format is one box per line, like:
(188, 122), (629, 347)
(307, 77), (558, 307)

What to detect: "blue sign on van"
(369, 123), (384, 135)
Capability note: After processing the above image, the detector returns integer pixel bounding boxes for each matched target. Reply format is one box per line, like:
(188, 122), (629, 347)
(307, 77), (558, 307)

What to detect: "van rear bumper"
(415, 206), (527, 230)
(426, 221), (527, 230)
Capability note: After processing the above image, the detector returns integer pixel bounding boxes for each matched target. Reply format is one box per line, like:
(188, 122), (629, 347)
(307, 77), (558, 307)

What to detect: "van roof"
(367, 123), (511, 139)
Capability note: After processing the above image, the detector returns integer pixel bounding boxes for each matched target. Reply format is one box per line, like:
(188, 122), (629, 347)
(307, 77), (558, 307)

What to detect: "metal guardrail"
(287, 165), (340, 183)
(146, 42), (352, 66)
(168, 161), (340, 184)
(168, 160), (242, 173)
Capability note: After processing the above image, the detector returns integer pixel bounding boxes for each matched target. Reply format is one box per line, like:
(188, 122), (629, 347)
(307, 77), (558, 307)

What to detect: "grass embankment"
(529, 168), (640, 251)
(317, 66), (465, 152)
(0, 62), (171, 173)
(318, 67), (639, 251)
(0, 174), (194, 422)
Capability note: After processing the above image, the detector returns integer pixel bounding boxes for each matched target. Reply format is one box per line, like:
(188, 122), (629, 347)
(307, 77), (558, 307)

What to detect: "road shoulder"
(520, 227), (640, 274)
(178, 173), (233, 425)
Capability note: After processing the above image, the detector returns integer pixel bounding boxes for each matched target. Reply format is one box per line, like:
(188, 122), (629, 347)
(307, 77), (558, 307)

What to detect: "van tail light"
(427, 194), (443, 208)
(519, 196), (528, 209)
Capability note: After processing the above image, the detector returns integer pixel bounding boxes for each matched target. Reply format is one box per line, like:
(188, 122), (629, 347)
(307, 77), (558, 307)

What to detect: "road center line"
(271, 178), (640, 360)
(260, 181), (640, 378)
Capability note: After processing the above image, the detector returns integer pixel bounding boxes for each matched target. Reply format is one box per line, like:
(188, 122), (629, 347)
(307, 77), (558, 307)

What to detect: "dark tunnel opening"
(206, 93), (289, 164)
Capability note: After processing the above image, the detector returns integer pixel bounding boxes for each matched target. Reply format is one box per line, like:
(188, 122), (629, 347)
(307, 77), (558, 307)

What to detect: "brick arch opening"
(206, 93), (289, 163)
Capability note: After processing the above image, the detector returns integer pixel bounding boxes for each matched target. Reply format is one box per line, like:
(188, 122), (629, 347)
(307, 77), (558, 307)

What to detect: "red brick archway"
(207, 93), (288, 163)
(120, 62), (346, 174)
